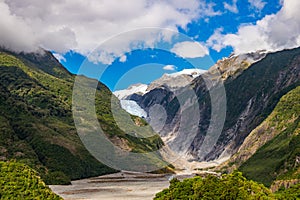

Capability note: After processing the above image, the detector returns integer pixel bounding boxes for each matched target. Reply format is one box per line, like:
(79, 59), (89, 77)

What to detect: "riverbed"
(50, 171), (171, 200)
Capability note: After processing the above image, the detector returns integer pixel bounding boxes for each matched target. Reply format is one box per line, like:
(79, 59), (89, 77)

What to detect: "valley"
(1, 0), (300, 199)
(0, 46), (299, 199)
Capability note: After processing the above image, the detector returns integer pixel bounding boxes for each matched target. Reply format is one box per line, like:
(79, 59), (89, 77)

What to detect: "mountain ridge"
(0, 49), (167, 184)
(115, 47), (300, 166)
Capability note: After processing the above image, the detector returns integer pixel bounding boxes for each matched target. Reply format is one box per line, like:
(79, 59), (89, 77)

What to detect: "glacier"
(120, 100), (147, 118)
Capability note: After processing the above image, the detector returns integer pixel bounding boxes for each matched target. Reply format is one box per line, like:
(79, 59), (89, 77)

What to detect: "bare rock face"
(128, 48), (300, 161)
(191, 48), (300, 161)
(115, 48), (300, 163)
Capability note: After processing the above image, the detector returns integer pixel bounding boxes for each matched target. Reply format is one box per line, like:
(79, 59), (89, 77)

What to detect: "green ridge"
(0, 50), (166, 185)
(239, 86), (300, 187)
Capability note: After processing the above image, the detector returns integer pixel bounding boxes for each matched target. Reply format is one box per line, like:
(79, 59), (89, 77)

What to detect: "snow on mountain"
(166, 68), (206, 78)
(113, 69), (206, 118)
(147, 68), (206, 91)
(113, 69), (206, 100)
(113, 84), (148, 100)
(120, 100), (147, 118)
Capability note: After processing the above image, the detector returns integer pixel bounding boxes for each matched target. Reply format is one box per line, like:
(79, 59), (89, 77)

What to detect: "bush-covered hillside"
(0, 161), (62, 199)
(0, 49), (165, 185)
(154, 171), (273, 200)
(155, 171), (300, 200)
(275, 183), (300, 199)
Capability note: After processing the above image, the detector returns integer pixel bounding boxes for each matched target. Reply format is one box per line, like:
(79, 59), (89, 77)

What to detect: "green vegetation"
(275, 183), (300, 199)
(239, 86), (300, 187)
(0, 49), (166, 185)
(154, 171), (273, 200)
(155, 171), (300, 200)
(0, 161), (62, 199)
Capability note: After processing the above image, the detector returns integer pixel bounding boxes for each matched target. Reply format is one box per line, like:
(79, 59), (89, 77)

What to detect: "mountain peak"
(208, 50), (268, 80)
(114, 83), (148, 99)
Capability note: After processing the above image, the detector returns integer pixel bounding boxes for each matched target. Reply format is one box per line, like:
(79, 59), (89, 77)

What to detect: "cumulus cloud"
(0, 0), (221, 64)
(163, 65), (176, 71)
(248, 0), (266, 12)
(207, 0), (300, 54)
(119, 55), (127, 63)
(224, 0), (238, 14)
(171, 41), (209, 58)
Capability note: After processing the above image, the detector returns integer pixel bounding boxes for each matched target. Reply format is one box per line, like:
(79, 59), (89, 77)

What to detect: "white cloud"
(0, 0), (221, 64)
(248, 0), (266, 12)
(224, 0), (238, 14)
(198, 2), (223, 17)
(206, 28), (225, 52)
(53, 53), (66, 62)
(163, 65), (176, 71)
(119, 55), (127, 63)
(171, 41), (209, 58)
(207, 0), (300, 55)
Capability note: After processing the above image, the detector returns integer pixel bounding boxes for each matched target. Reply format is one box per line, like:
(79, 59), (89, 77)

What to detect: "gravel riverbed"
(50, 171), (171, 200)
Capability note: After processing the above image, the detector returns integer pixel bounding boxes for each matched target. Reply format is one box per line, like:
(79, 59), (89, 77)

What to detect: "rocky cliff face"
(206, 48), (299, 161)
(122, 48), (300, 163)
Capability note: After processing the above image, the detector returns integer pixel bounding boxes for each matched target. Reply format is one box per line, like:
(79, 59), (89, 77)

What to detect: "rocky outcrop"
(208, 50), (267, 80)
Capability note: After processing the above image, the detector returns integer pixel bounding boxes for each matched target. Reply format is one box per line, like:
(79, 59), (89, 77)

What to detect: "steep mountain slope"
(201, 47), (299, 161)
(0, 49), (165, 184)
(217, 86), (300, 187)
(128, 48), (300, 162)
(221, 86), (299, 169)
(235, 86), (300, 186)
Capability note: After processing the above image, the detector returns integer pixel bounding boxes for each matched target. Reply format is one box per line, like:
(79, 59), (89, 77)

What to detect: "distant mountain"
(114, 83), (148, 100)
(147, 68), (206, 91)
(0, 49), (166, 184)
(114, 68), (206, 119)
(119, 48), (299, 167)
(114, 68), (206, 100)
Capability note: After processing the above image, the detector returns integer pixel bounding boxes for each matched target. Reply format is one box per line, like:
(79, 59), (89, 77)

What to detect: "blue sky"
(4, 0), (299, 91)
(57, 0), (282, 91)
